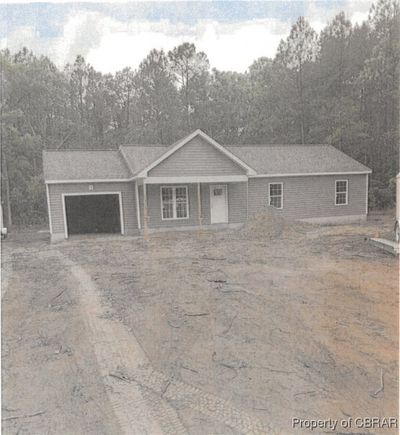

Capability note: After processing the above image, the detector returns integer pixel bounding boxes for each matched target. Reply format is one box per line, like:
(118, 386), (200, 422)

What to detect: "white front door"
(210, 184), (228, 224)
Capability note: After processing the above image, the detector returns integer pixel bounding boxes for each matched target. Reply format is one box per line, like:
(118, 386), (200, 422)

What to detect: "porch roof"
(140, 175), (248, 184)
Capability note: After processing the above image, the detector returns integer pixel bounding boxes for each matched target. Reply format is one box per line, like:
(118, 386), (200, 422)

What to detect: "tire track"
(126, 364), (270, 435)
(54, 249), (272, 435)
(54, 250), (188, 435)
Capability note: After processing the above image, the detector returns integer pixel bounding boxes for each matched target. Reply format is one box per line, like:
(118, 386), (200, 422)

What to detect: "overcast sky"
(0, 1), (373, 73)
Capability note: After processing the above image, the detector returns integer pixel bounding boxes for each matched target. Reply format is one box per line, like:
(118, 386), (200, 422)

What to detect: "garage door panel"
(65, 194), (121, 235)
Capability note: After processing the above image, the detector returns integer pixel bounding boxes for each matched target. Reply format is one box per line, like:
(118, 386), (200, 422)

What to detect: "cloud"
(2, 10), (290, 72)
(1, 1), (373, 73)
(0, 11), (105, 66)
(87, 17), (290, 73)
(350, 10), (369, 25)
(304, 0), (372, 30)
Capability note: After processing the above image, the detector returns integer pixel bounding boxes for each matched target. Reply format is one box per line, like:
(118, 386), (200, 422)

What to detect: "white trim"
(197, 182), (202, 226)
(145, 175), (248, 184)
(44, 170), (372, 184)
(268, 182), (283, 209)
(143, 182), (148, 232)
(45, 174), (249, 185)
(46, 184), (53, 235)
(62, 193), (68, 239)
(46, 178), (134, 184)
(118, 193), (125, 235)
(365, 174), (369, 215)
(135, 181), (141, 230)
(62, 191), (125, 238)
(246, 179), (249, 222)
(335, 179), (348, 206)
(136, 129), (256, 177)
(209, 184), (229, 224)
(160, 185), (190, 221)
(249, 170), (371, 178)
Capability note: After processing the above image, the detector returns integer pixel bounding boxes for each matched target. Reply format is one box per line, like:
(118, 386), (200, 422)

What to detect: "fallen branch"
(161, 380), (171, 398)
(294, 390), (316, 397)
(220, 288), (257, 297)
(50, 289), (66, 301)
(207, 279), (227, 283)
(222, 313), (237, 335)
(371, 369), (384, 397)
(109, 372), (131, 383)
(181, 365), (199, 374)
(184, 312), (209, 317)
(2, 411), (45, 421)
(167, 320), (181, 328)
(256, 366), (294, 374)
(2, 407), (20, 413)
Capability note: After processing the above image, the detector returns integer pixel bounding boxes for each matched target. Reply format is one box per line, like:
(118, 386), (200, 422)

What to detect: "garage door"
(64, 194), (122, 236)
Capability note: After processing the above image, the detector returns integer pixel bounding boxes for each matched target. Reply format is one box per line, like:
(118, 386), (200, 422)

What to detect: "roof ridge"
(43, 149), (119, 152)
(120, 144), (168, 148)
(227, 143), (329, 147)
(118, 147), (135, 177)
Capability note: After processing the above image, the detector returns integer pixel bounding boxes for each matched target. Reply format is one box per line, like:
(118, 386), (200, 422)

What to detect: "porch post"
(135, 180), (141, 230)
(143, 181), (148, 238)
(246, 179), (249, 222)
(197, 182), (202, 227)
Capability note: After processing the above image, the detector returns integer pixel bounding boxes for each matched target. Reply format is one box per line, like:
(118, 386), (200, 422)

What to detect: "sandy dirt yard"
(2, 211), (398, 435)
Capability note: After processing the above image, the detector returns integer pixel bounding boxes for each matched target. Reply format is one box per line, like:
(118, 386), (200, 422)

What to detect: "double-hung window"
(269, 183), (283, 209)
(161, 186), (189, 220)
(335, 180), (348, 205)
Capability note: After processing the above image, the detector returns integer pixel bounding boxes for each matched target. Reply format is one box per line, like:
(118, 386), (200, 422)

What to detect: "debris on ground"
(2, 210), (398, 434)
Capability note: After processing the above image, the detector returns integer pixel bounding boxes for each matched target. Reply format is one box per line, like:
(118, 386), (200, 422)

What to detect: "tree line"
(1, 0), (398, 226)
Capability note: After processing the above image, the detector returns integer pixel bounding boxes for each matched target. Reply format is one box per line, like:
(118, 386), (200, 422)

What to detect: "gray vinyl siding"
(139, 182), (247, 229)
(228, 182), (248, 223)
(200, 184), (211, 225)
(47, 182), (138, 237)
(148, 136), (246, 177)
(248, 174), (367, 219)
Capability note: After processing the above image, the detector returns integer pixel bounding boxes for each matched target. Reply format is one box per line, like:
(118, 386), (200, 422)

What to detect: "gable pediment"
(135, 130), (255, 178)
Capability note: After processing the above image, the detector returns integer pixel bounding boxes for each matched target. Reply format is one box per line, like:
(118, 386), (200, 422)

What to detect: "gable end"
(138, 130), (256, 177)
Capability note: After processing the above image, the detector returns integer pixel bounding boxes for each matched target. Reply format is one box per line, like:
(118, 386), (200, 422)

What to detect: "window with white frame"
(335, 180), (348, 205)
(161, 186), (189, 220)
(269, 183), (283, 209)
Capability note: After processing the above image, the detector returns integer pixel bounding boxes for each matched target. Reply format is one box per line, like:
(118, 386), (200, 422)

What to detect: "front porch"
(136, 176), (248, 232)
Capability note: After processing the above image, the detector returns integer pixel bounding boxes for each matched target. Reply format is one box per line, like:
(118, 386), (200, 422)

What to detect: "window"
(269, 183), (283, 209)
(335, 180), (348, 205)
(161, 186), (189, 220)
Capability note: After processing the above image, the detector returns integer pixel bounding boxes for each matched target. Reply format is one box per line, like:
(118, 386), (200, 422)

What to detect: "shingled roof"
(226, 144), (371, 175)
(43, 150), (131, 181)
(119, 145), (170, 176)
(43, 137), (371, 182)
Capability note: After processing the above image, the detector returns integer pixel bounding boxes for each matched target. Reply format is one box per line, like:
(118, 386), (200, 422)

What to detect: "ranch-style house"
(43, 129), (372, 242)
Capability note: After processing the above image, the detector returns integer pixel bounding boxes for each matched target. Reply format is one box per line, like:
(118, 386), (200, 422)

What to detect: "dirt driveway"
(2, 211), (398, 434)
